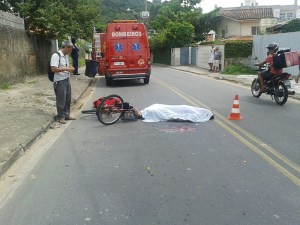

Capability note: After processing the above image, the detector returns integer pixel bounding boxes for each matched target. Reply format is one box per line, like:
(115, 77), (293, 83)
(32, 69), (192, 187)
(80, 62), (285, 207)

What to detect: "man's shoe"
(65, 116), (76, 120)
(57, 118), (66, 124)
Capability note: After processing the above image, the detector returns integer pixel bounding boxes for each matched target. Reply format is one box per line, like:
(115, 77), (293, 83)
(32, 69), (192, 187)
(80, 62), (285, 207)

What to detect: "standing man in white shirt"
(50, 40), (76, 124)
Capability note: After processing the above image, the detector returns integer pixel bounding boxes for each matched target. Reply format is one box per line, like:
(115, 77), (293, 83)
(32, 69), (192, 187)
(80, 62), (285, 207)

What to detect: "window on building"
(252, 27), (260, 35)
(280, 13), (286, 19)
(287, 13), (293, 19)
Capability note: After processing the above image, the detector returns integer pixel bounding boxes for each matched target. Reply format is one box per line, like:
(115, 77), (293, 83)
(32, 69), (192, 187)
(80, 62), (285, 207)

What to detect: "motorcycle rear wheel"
(251, 79), (261, 98)
(274, 83), (288, 105)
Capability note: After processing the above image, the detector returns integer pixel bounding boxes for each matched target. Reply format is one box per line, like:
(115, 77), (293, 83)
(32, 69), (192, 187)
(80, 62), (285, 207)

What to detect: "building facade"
(216, 0), (300, 39)
(240, 0), (300, 22)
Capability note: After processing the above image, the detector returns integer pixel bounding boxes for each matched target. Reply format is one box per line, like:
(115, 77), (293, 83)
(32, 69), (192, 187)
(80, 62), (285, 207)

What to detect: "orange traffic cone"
(228, 95), (242, 120)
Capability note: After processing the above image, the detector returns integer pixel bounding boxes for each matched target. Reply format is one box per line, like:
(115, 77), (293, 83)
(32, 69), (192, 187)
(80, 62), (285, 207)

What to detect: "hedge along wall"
(224, 40), (253, 67)
(151, 48), (171, 65)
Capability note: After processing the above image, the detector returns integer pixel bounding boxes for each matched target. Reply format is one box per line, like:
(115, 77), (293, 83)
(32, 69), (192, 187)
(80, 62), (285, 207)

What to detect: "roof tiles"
(220, 8), (274, 20)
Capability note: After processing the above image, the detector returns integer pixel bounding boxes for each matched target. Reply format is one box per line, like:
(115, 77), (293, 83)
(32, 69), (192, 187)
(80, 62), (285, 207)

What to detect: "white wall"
(171, 48), (180, 66)
(170, 46), (225, 71)
(240, 20), (260, 36)
(218, 18), (241, 38)
(218, 18), (276, 37)
(196, 45), (225, 71)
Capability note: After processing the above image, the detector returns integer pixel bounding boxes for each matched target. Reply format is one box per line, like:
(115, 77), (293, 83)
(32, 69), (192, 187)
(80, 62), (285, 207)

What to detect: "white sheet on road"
(141, 104), (214, 123)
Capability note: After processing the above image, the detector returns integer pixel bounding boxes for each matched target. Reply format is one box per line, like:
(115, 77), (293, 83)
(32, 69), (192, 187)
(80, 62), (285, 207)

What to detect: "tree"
(149, 0), (202, 48)
(150, 0), (202, 31)
(149, 31), (167, 49)
(282, 19), (300, 33)
(100, 0), (148, 23)
(150, 21), (195, 48)
(150, 0), (182, 30)
(194, 8), (220, 40)
(0, 0), (22, 13)
(180, 0), (201, 7)
(17, 0), (101, 40)
(164, 21), (195, 47)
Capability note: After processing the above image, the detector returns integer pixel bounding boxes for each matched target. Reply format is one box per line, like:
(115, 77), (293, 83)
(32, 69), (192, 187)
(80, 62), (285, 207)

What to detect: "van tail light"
(148, 59), (151, 65)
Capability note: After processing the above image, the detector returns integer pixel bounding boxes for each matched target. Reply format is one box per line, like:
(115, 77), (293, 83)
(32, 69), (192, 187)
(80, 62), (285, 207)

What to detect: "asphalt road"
(0, 66), (299, 225)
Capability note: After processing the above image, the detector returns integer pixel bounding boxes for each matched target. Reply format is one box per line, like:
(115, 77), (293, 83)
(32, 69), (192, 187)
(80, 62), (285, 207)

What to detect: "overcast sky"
(199, 0), (297, 13)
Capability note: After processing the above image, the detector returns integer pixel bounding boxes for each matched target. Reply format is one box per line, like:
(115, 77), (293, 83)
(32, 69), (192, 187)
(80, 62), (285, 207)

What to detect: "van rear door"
(126, 23), (149, 72)
(106, 23), (128, 74)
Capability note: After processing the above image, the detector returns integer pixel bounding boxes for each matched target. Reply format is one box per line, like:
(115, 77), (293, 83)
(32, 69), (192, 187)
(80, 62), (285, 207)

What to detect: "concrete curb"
(0, 118), (56, 176)
(0, 78), (93, 178)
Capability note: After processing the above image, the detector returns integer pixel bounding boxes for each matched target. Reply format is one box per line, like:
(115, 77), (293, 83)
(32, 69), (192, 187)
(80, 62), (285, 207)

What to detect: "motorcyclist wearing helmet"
(256, 43), (282, 91)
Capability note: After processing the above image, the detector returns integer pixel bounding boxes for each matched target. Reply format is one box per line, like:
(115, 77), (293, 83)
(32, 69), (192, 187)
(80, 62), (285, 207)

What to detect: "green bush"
(79, 58), (86, 67)
(199, 40), (224, 45)
(151, 48), (171, 65)
(282, 19), (300, 33)
(69, 56), (86, 68)
(225, 40), (253, 58)
(223, 64), (256, 75)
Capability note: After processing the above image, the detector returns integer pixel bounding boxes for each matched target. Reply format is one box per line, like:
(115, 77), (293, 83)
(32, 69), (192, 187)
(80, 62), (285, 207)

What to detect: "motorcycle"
(251, 56), (295, 105)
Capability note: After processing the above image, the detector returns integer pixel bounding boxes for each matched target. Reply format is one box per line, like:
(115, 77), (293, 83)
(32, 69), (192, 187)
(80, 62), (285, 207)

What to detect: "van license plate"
(114, 62), (124, 66)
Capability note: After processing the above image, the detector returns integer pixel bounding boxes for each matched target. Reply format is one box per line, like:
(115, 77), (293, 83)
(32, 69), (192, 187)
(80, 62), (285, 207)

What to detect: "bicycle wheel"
(96, 94), (124, 125)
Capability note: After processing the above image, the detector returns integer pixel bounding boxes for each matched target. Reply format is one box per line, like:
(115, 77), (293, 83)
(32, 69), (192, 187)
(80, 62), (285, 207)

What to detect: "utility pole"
(145, 0), (148, 11)
(294, 0), (298, 19)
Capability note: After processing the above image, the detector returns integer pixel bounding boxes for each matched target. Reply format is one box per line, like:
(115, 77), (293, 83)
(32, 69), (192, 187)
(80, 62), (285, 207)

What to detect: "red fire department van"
(93, 20), (151, 86)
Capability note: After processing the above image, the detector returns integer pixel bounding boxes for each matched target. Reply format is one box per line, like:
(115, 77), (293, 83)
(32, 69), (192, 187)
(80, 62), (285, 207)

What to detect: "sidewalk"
(169, 65), (300, 100)
(0, 68), (93, 176)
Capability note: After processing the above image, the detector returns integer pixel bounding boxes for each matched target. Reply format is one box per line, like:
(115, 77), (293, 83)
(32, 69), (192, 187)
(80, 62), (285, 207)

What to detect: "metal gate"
(191, 47), (197, 65)
(252, 32), (300, 75)
(180, 47), (189, 65)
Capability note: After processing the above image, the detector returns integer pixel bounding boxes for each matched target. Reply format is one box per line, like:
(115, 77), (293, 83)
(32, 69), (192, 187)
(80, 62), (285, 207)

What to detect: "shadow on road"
(95, 77), (147, 88)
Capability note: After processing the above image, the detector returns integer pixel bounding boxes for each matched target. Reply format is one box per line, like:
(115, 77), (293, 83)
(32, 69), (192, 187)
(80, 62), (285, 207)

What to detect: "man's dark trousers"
(54, 78), (71, 119)
(72, 56), (79, 74)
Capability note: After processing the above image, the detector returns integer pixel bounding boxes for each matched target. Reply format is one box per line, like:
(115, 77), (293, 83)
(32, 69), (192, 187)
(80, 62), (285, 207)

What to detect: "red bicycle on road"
(81, 94), (136, 125)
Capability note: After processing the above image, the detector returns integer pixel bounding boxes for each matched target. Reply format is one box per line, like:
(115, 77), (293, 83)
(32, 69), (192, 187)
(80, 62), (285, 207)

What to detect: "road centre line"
(154, 77), (300, 187)
(156, 79), (300, 174)
(153, 77), (300, 173)
(165, 68), (300, 173)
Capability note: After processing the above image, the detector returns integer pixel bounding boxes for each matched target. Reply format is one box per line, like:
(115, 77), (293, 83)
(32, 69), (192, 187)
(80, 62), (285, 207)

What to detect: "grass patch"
(79, 58), (85, 67)
(69, 57), (86, 68)
(1, 83), (10, 90)
(223, 64), (256, 75)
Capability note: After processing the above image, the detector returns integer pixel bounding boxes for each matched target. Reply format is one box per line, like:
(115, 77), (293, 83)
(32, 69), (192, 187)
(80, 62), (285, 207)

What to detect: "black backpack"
(48, 52), (61, 82)
(272, 49), (290, 70)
